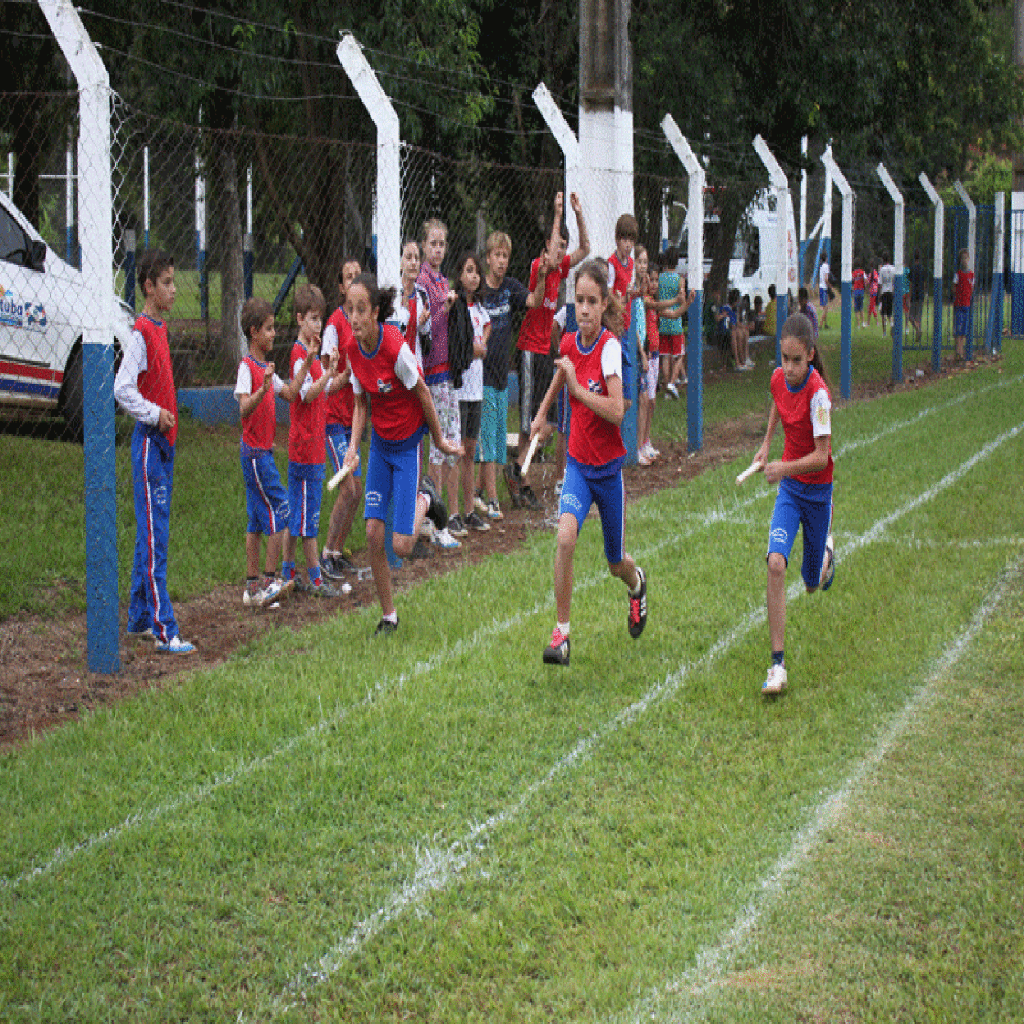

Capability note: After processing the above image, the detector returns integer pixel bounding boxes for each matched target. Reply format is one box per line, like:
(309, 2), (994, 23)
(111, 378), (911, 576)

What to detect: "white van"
(0, 188), (133, 434)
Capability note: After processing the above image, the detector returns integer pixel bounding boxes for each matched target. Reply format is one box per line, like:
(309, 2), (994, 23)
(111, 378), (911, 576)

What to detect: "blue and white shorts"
(287, 461), (325, 538)
(767, 477), (833, 589)
(559, 456), (625, 566)
(326, 424), (361, 479)
(241, 446), (289, 535)
(364, 435), (423, 537)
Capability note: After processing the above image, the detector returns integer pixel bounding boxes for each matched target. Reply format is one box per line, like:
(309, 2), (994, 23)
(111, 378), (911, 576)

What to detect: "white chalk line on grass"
(2, 386), (1013, 895)
(262, 418), (1024, 1017)
(612, 556), (1023, 1024)
(0, 494), (761, 895)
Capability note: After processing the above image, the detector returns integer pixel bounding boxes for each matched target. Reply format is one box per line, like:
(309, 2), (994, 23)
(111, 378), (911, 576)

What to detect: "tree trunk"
(212, 135), (244, 368)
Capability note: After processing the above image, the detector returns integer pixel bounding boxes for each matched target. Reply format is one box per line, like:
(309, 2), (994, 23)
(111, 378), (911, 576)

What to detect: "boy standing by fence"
(235, 297), (299, 608)
(478, 230), (548, 520)
(114, 249), (194, 653)
(952, 247), (974, 362)
(282, 284), (345, 595)
(507, 191), (590, 510)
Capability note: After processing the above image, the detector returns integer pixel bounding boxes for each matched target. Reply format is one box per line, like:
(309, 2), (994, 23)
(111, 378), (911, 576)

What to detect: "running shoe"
(433, 526), (461, 550)
(486, 500), (504, 521)
(665, 382), (679, 399)
(419, 475), (449, 531)
(155, 636), (196, 655)
(447, 513), (469, 538)
(474, 489), (489, 513)
(126, 624), (154, 640)
(311, 578), (350, 597)
(543, 626), (571, 666)
(762, 663), (788, 695)
(628, 566), (648, 639)
(319, 554), (345, 580)
(374, 617), (398, 637)
(466, 510), (491, 532)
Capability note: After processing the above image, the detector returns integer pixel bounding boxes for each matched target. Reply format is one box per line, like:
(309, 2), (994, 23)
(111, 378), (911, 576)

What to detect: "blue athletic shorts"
(819, 287), (829, 307)
(326, 424), (361, 479)
(288, 461), (325, 538)
(559, 456), (625, 565)
(364, 436), (422, 536)
(241, 446), (289, 535)
(954, 306), (970, 337)
(853, 291), (864, 312)
(478, 385), (508, 464)
(767, 477), (833, 589)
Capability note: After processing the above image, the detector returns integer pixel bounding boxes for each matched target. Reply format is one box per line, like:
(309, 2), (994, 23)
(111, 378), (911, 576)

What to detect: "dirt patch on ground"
(0, 355), (998, 749)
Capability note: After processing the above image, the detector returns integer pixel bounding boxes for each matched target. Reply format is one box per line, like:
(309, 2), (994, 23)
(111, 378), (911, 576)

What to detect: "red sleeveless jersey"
(770, 366), (833, 485)
(345, 324), (425, 443)
(240, 355), (276, 450)
(134, 314), (178, 447)
(561, 327), (626, 468)
(325, 306), (355, 428)
(287, 340), (326, 465)
(609, 252), (634, 333)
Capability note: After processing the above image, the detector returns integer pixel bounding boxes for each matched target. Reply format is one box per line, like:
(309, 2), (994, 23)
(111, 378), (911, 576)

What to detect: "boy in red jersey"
(281, 283), (344, 596)
(506, 191), (590, 511)
(529, 260), (648, 667)
(114, 250), (195, 653)
(235, 297), (303, 607)
(952, 247), (974, 362)
(852, 263), (866, 327)
(752, 312), (835, 695)
(320, 257), (362, 578)
(608, 213), (638, 328)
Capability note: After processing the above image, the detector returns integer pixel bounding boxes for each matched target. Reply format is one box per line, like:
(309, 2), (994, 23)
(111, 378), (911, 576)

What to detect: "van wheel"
(61, 346), (84, 439)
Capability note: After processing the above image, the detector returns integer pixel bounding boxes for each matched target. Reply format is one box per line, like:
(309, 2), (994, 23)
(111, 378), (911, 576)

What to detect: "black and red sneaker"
(628, 566), (647, 639)
(542, 626), (571, 666)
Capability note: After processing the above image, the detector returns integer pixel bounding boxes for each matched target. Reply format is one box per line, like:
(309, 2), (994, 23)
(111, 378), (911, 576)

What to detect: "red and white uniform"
(345, 323), (424, 443)
(769, 366), (833, 485)
(852, 268), (866, 292)
(131, 314), (179, 447)
(518, 253), (571, 354)
(608, 252), (634, 334)
(237, 355), (279, 450)
(288, 340), (327, 465)
(953, 269), (975, 308)
(561, 327), (626, 468)
(323, 307), (356, 429)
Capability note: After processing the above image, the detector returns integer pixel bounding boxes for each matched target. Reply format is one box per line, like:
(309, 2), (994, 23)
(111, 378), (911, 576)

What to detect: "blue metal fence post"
(83, 343), (120, 673)
(920, 174), (945, 372)
(891, 274), (903, 382)
(123, 228), (136, 311)
(687, 290), (703, 452)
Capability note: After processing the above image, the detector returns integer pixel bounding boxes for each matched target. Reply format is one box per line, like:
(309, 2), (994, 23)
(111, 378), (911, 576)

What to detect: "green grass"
(0, 342), (1022, 1021)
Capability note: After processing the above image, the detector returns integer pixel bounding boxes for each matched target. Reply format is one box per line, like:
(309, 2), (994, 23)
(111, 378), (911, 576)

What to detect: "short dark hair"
(294, 283), (326, 319)
(137, 248), (174, 292)
(614, 213), (639, 242)
(240, 296), (274, 342)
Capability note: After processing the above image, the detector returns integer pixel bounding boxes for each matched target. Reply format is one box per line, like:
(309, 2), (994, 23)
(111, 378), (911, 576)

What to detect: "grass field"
(1, 334), (1022, 1020)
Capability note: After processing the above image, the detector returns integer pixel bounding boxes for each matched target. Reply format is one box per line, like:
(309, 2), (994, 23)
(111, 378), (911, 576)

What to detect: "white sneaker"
(762, 663), (787, 694)
(433, 526), (461, 550)
(744, 357), (755, 368)
(156, 636), (196, 655)
(820, 532), (835, 590)
(649, 444), (661, 457)
(665, 382), (679, 400)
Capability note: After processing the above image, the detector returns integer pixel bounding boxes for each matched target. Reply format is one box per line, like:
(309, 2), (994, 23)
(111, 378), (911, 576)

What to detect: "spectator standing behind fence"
(417, 218), (462, 550)
(235, 297), (304, 609)
(607, 213), (637, 341)
(477, 230), (547, 521)
(386, 239), (429, 371)
(657, 247), (685, 397)
(818, 254), (832, 330)
(867, 261), (880, 327)
(909, 249), (927, 345)
(952, 247), (974, 362)
(341, 275), (460, 636)
(529, 260), (647, 668)
(878, 253), (896, 337)
(852, 262), (866, 328)
(752, 312), (835, 696)
(450, 251), (492, 537)
(281, 284), (344, 596)
(764, 284), (778, 339)
(320, 258), (362, 579)
(798, 286), (819, 342)
(507, 192), (590, 512)
(114, 249), (195, 654)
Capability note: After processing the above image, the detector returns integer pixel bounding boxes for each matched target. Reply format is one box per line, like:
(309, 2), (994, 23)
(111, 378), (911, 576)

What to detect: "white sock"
(383, 611), (398, 625)
(557, 621), (570, 636)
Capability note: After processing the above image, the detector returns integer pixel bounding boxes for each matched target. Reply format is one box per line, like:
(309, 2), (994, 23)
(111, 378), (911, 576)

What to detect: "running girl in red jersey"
(528, 259), (647, 667)
(752, 312), (836, 695)
(341, 274), (461, 635)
